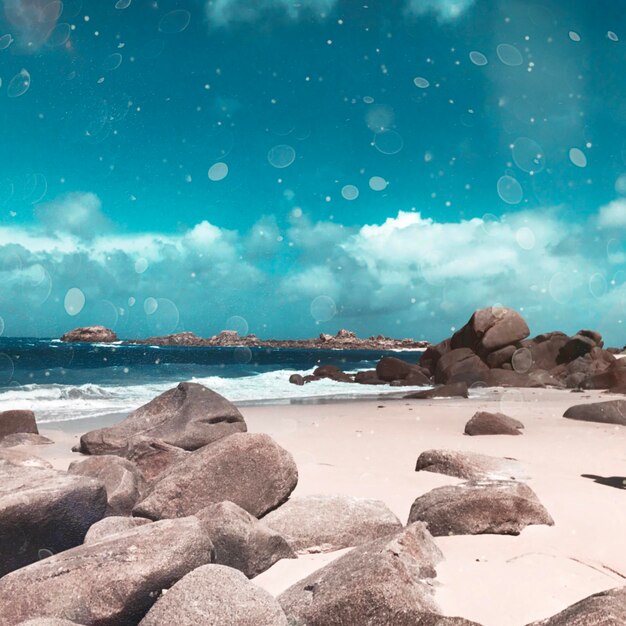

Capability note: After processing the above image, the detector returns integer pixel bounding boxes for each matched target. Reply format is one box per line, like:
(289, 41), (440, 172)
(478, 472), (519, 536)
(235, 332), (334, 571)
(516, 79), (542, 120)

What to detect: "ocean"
(0, 338), (426, 426)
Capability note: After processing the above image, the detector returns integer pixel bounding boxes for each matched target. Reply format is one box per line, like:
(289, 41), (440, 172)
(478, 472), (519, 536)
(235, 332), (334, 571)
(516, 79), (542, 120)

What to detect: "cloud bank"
(205, 0), (338, 25)
(405, 0), (476, 22)
(0, 192), (625, 344)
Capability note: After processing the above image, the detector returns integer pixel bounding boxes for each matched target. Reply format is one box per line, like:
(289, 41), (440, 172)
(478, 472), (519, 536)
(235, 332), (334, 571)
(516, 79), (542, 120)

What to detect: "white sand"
(22, 387), (626, 625)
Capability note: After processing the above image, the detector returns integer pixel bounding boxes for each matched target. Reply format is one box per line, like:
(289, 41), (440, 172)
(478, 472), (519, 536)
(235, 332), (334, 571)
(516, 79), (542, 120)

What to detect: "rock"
(303, 374), (321, 383)
(397, 369), (433, 386)
(262, 494), (402, 554)
(405, 382), (469, 399)
(417, 618), (484, 626)
(376, 356), (413, 381)
(408, 480), (554, 536)
(435, 348), (489, 385)
(354, 370), (387, 385)
(68, 455), (147, 516)
(0, 433), (53, 447)
(0, 409), (38, 440)
(0, 448), (53, 469)
(558, 334), (597, 363)
(16, 620), (84, 626)
(522, 332), (569, 371)
(134, 432), (298, 520)
(563, 400), (626, 426)
(289, 374), (305, 385)
(451, 307), (530, 355)
(76, 382), (246, 455)
(138, 564), (288, 626)
(125, 437), (189, 484)
(278, 523), (443, 626)
(312, 365), (353, 383)
(524, 585), (626, 625)
(464, 411), (524, 436)
(577, 329), (604, 347)
(485, 344), (516, 369)
(0, 463), (107, 577)
(415, 449), (528, 481)
(194, 501), (295, 578)
(419, 339), (451, 375)
(83, 515), (152, 544)
(583, 359), (626, 390)
(484, 368), (561, 388)
(0, 517), (213, 626)
(60, 326), (118, 343)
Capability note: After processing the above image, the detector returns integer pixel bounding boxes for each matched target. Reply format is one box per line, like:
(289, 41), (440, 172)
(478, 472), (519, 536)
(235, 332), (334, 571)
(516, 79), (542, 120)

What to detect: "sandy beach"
(24, 386), (626, 626)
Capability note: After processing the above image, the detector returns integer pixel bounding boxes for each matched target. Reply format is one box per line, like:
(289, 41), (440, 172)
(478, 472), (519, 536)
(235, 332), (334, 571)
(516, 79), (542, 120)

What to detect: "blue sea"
(0, 338), (425, 425)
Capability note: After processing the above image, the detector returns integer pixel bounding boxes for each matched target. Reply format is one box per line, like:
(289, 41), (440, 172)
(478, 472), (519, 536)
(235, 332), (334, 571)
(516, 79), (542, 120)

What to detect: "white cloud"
(206, 0), (337, 25)
(598, 198), (626, 229)
(405, 0), (476, 22)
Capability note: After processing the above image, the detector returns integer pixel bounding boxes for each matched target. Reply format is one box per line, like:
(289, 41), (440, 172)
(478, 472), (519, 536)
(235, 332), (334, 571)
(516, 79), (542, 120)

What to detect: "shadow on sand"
(581, 474), (626, 490)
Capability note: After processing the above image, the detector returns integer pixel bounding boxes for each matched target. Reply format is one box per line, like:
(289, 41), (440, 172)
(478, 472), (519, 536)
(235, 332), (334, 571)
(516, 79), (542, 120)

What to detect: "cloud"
(597, 198), (626, 229)
(205, 0), (337, 25)
(405, 0), (476, 22)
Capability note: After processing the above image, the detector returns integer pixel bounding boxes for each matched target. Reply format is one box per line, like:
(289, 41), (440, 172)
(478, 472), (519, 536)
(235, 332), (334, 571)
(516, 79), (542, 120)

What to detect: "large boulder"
(405, 382), (469, 399)
(415, 449), (528, 481)
(60, 326), (118, 343)
(419, 339), (451, 375)
(464, 411), (524, 436)
(558, 334), (597, 363)
(435, 349), (489, 385)
(0, 518), (214, 626)
(0, 463), (107, 577)
(262, 494), (402, 554)
(134, 432), (298, 520)
(83, 515), (152, 544)
(194, 501), (295, 578)
(485, 345), (516, 369)
(524, 585), (626, 625)
(521, 332), (569, 371)
(354, 370), (387, 385)
(138, 564), (288, 626)
(451, 307), (530, 355)
(563, 400), (626, 426)
(0, 409), (38, 440)
(76, 382), (247, 455)
(16, 621), (84, 626)
(483, 368), (561, 388)
(582, 359), (626, 390)
(278, 523), (444, 626)
(408, 480), (554, 536)
(0, 433), (53, 448)
(125, 437), (189, 483)
(68, 455), (147, 516)
(376, 356), (412, 381)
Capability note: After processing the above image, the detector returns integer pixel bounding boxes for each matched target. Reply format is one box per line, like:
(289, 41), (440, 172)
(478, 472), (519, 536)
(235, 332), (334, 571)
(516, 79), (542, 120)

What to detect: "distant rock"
(76, 382), (246, 455)
(415, 449), (528, 481)
(408, 480), (554, 536)
(0, 462), (107, 576)
(313, 365), (353, 383)
(125, 437), (189, 484)
(139, 331), (206, 346)
(83, 515), (152, 544)
(60, 326), (118, 343)
(262, 494), (402, 554)
(0, 433), (53, 448)
(524, 585), (626, 625)
(563, 400), (626, 426)
(68, 455), (147, 516)
(194, 501), (295, 578)
(278, 523), (444, 626)
(138, 564), (289, 626)
(134, 432), (298, 520)
(464, 411), (524, 436)
(354, 369), (387, 385)
(405, 382), (469, 399)
(0, 517), (214, 626)
(289, 373), (305, 385)
(0, 409), (38, 440)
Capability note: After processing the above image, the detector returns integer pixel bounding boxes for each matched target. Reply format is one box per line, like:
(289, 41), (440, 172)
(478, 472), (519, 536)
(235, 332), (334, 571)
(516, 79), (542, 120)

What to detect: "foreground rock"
(194, 501), (295, 578)
(68, 455), (147, 516)
(0, 448), (53, 469)
(139, 564), (289, 626)
(408, 480), (554, 536)
(418, 618), (484, 626)
(0, 518), (214, 626)
(415, 449), (528, 481)
(134, 432), (298, 519)
(60, 325), (118, 343)
(0, 433), (53, 448)
(125, 437), (189, 483)
(563, 400), (626, 426)
(279, 523), (444, 626)
(464, 411), (524, 436)
(0, 463), (107, 576)
(263, 494), (402, 554)
(405, 382), (469, 399)
(0, 409), (38, 440)
(17, 620), (84, 626)
(525, 585), (626, 625)
(76, 382), (246, 455)
(83, 515), (152, 544)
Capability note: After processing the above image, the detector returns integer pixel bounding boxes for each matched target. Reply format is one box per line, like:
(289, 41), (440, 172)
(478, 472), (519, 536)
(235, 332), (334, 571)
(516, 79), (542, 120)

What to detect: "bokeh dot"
(497, 175), (523, 204)
(341, 184), (359, 200)
(64, 287), (85, 316)
(134, 258), (149, 273)
(208, 162), (229, 181)
(516, 226), (536, 250)
(310, 296), (337, 322)
(413, 77), (430, 88)
(497, 43), (523, 66)
(469, 51), (488, 66)
(268, 145), (296, 169)
(369, 176), (388, 191)
(144, 297), (158, 315)
(569, 148), (587, 168)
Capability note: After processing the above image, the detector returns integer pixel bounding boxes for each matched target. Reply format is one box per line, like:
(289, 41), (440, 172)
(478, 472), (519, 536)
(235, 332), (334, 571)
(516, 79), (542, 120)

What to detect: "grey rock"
(83, 515), (152, 544)
(563, 400), (626, 426)
(263, 494), (402, 554)
(464, 411), (524, 436)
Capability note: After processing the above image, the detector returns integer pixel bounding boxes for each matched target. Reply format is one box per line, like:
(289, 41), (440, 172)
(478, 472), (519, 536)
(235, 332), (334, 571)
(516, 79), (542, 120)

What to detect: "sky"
(1, 0), (626, 343)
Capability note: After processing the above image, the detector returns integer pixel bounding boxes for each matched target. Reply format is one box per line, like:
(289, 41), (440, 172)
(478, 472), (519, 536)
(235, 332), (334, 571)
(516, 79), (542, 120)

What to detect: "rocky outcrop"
(262, 494), (402, 554)
(125, 437), (189, 483)
(415, 449), (528, 481)
(194, 501), (295, 578)
(0, 409), (38, 440)
(0, 433), (53, 447)
(408, 480), (554, 536)
(464, 411), (524, 436)
(0, 518), (214, 626)
(405, 382), (469, 399)
(134, 433), (298, 520)
(563, 400), (626, 426)
(60, 326), (118, 343)
(278, 523), (444, 626)
(524, 585), (626, 625)
(138, 564), (289, 626)
(75, 382), (246, 456)
(83, 515), (152, 544)
(0, 463), (107, 576)
(435, 348), (490, 385)
(68, 455), (147, 516)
